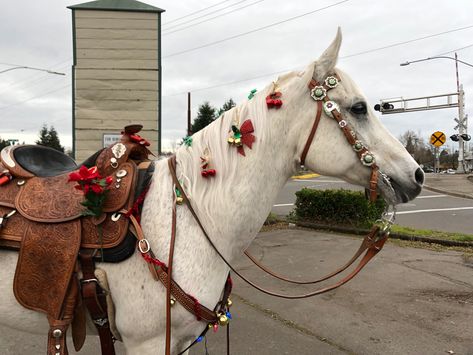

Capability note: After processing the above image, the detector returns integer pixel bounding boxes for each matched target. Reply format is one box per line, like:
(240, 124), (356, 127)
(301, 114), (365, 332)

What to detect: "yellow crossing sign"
(430, 131), (446, 147)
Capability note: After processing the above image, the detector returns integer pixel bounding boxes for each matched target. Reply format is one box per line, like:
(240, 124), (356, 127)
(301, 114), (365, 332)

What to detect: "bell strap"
(243, 225), (380, 284)
(168, 155), (389, 299)
(126, 213), (218, 324)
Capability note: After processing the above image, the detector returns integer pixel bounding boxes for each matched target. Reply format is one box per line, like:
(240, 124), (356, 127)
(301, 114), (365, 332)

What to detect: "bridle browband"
(301, 73), (379, 202)
(131, 73), (397, 355)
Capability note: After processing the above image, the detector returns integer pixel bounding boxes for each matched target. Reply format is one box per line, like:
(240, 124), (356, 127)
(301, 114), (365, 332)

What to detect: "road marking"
(416, 194), (447, 199)
(397, 207), (473, 215)
(273, 203), (294, 207)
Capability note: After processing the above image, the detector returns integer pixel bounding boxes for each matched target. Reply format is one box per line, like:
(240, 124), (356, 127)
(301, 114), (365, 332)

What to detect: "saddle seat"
(1, 144), (77, 178)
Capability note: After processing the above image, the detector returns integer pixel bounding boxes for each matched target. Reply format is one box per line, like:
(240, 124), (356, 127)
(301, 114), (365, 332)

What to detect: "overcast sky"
(1, 0), (473, 153)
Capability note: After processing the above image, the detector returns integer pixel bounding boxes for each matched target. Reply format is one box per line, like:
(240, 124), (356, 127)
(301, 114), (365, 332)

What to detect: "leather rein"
(131, 73), (395, 355)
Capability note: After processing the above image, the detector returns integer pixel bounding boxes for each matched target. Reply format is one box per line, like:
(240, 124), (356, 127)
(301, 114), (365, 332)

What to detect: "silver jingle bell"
(310, 86), (327, 101)
(361, 152), (375, 166)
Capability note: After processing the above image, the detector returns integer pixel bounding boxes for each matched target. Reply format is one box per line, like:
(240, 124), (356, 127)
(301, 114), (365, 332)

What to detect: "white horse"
(0, 29), (423, 354)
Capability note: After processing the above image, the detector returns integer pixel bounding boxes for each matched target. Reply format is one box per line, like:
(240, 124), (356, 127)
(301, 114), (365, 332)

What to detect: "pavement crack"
(401, 260), (473, 288)
(232, 293), (357, 355)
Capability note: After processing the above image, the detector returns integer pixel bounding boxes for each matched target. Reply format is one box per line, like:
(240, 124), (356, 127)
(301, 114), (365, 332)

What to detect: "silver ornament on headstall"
(323, 100), (340, 115)
(310, 86), (327, 101)
(325, 76), (339, 89)
(361, 151), (376, 166)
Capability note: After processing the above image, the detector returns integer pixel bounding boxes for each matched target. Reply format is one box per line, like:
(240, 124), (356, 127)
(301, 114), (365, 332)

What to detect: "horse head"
(286, 28), (423, 204)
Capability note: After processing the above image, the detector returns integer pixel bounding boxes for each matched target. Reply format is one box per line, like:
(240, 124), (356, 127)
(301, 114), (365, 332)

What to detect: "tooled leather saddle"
(0, 125), (154, 355)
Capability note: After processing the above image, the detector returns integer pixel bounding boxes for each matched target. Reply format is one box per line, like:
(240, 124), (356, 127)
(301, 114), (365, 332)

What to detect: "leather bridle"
(301, 73), (379, 202)
(131, 73), (396, 355)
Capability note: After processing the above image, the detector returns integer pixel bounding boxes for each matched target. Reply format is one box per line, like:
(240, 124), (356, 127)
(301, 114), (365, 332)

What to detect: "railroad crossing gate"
(68, 0), (164, 161)
(430, 131), (446, 147)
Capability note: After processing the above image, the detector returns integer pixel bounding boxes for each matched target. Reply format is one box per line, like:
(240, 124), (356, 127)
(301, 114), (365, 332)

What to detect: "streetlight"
(0, 65), (65, 76)
(400, 53), (473, 173)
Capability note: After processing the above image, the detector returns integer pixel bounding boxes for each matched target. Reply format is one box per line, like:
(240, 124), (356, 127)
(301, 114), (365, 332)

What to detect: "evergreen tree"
(218, 98), (236, 116)
(191, 102), (217, 134)
(36, 124), (65, 152)
(0, 137), (10, 150)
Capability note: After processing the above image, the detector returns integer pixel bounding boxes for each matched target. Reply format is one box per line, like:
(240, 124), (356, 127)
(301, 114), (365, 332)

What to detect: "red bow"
(238, 119), (256, 156)
(266, 92), (283, 109)
(121, 130), (151, 146)
(201, 169), (216, 177)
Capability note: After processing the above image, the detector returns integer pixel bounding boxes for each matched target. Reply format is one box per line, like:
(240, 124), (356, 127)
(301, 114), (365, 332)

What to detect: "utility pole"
(187, 92), (192, 136)
(457, 84), (466, 173)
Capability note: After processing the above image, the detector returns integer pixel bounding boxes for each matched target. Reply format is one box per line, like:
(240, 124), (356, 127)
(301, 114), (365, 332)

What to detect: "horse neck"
(174, 96), (298, 261)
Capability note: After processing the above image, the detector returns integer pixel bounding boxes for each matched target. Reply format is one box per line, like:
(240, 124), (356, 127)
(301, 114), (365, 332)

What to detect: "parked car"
(446, 169), (456, 174)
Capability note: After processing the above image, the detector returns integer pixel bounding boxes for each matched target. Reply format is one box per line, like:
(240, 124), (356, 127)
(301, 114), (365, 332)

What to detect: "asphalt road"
(272, 176), (473, 234)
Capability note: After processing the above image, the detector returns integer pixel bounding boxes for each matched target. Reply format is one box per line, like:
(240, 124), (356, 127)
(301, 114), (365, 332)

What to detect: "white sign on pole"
(103, 134), (121, 148)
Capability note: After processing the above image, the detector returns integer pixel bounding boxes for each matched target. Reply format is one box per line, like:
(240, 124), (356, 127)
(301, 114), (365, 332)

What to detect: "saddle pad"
(13, 220), (81, 319)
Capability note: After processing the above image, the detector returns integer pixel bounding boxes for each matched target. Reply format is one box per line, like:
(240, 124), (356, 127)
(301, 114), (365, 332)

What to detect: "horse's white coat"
(0, 29), (422, 354)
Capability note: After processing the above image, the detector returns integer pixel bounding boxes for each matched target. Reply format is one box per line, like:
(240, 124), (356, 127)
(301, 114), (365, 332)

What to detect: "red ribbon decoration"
(237, 119), (256, 156)
(266, 92), (283, 109)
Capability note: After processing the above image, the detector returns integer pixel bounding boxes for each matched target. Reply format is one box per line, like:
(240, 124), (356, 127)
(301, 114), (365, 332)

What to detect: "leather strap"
(244, 225), (380, 284)
(165, 164), (178, 355)
(127, 214), (218, 323)
(168, 155), (389, 299)
(79, 252), (116, 355)
(300, 99), (323, 167)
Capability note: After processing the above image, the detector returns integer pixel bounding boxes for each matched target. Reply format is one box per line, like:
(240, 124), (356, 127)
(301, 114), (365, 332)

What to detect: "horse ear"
(313, 27), (342, 82)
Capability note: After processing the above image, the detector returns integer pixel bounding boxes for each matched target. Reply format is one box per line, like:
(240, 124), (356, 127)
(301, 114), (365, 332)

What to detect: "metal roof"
(68, 0), (164, 13)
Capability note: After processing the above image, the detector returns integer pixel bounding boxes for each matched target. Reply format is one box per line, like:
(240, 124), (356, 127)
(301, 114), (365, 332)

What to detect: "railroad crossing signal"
(430, 131), (446, 147)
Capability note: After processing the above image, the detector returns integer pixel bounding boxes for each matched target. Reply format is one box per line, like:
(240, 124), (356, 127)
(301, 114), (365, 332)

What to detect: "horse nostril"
(415, 167), (424, 185)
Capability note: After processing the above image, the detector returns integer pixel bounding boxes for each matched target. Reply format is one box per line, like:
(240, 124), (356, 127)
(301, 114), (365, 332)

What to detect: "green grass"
(391, 225), (473, 242)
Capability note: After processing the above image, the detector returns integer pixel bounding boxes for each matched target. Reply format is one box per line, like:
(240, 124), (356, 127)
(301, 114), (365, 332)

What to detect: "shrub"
(294, 188), (386, 228)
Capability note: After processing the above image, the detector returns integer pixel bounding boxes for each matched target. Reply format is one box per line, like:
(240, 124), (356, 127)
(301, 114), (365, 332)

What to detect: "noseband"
(300, 74), (379, 202)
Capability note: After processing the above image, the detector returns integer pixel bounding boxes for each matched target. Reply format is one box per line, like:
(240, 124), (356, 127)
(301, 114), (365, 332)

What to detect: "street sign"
(430, 131), (446, 147)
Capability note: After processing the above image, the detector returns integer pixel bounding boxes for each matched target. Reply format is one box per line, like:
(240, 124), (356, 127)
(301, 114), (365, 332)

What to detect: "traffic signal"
(461, 134), (471, 141)
(374, 103), (394, 111)
(450, 134), (460, 141)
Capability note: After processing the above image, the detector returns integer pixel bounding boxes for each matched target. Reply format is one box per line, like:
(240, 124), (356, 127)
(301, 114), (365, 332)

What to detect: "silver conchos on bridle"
(310, 86), (327, 101)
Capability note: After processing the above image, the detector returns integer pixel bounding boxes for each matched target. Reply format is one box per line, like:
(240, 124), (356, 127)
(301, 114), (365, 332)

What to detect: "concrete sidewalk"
(424, 173), (473, 199)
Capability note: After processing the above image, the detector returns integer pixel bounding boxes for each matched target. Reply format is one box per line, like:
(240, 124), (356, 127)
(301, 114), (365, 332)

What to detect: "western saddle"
(0, 125), (153, 355)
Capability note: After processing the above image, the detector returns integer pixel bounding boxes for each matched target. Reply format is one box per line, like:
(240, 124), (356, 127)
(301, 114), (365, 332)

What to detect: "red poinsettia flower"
(68, 165), (100, 183)
(91, 184), (104, 194)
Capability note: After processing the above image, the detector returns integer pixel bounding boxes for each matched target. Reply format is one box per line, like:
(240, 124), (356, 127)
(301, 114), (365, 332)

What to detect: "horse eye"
(351, 102), (367, 115)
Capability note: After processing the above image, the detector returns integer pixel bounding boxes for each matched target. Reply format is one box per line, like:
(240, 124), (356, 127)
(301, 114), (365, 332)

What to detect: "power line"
(165, 25), (473, 97)
(436, 43), (473, 56)
(163, 0), (236, 26)
(164, 0), (351, 58)
(163, 0), (255, 33)
(342, 24), (473, 59)
(0, 84), (70, 111)
(163, 0), (266, 36)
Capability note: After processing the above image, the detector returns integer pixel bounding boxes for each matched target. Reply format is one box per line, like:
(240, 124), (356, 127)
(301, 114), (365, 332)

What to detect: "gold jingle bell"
(170, 298), (176, 306)
(176, 196), (184, 205)
(217, 313), (229, 326)
(227, 136), (235, 144)
(226, 298), (233, 307)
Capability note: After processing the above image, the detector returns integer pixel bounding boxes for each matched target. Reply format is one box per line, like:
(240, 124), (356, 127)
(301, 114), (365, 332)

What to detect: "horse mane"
(170, 68), (305, 229)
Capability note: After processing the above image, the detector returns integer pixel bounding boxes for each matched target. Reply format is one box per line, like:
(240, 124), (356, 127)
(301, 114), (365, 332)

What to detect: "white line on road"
(397, 207), (473, 215)
(273, 203), (294, 207)
(416, 194), (447, 199)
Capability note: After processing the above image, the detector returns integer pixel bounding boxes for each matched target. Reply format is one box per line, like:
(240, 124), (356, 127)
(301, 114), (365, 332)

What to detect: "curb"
(294, 221), (473, 248)
(423, 184), (473, 200)
(291, 173), (320, 180)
